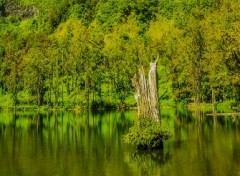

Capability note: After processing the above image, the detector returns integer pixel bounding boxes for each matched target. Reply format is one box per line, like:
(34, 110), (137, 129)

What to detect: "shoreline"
(0, 101), (238, 112)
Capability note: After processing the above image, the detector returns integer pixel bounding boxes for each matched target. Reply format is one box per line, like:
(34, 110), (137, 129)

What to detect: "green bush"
(124, 118), (173, 150)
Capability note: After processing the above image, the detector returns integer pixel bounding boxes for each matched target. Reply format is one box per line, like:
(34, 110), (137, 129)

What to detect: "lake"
(0, 109), (240, 176)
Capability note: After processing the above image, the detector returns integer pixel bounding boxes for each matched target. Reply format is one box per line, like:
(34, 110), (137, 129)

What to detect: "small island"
(125, 59), (172, 149)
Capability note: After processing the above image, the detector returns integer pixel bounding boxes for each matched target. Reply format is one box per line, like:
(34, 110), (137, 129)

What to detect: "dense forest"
(0, 0), (240, 109)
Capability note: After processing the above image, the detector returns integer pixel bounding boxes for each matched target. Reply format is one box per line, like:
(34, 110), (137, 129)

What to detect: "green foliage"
(1, 0), (240, 109)
(124, 118), (173, 149)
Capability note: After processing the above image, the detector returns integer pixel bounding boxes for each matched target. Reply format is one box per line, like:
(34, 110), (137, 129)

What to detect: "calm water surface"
(0, 109), (240, 176)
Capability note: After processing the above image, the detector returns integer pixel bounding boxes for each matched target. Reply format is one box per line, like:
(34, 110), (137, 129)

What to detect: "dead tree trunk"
(132, 59), (160, 122)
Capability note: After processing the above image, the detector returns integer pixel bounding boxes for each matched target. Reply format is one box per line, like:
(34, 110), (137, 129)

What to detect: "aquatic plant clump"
(124, 118), (173, 150)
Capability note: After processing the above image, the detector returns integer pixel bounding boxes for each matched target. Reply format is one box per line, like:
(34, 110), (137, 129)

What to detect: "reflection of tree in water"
(1, 109), (240, 176)
(174, 108), (240, 132)
(125, 149), (171, 175)
(0, 110), (136, 176)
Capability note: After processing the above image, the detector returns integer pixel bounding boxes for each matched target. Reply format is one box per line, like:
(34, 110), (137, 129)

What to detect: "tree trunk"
(148, 60), (160, 121)
(212, 89), (216, 113)
(132, 59), (160, 122)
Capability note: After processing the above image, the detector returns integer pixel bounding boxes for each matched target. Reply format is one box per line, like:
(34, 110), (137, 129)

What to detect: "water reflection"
(168, 109), (240, 176)
(0, 109), (240, 176)
(126, 150), (171, 176)
(0, 111), (135, 176)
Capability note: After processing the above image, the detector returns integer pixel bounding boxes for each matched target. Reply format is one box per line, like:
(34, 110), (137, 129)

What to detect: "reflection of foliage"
(124, 118), (173, 149)
(0, 110), (137, 176)
(125, 149), (171, 175)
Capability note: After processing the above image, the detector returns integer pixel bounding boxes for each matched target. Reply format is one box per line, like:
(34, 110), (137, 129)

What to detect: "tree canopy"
(0, 0), (240, 108)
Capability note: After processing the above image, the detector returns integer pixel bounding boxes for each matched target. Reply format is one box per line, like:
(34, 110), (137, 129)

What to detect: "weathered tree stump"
(132, 58), (160, 122)
(124, 58), (172, 150)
